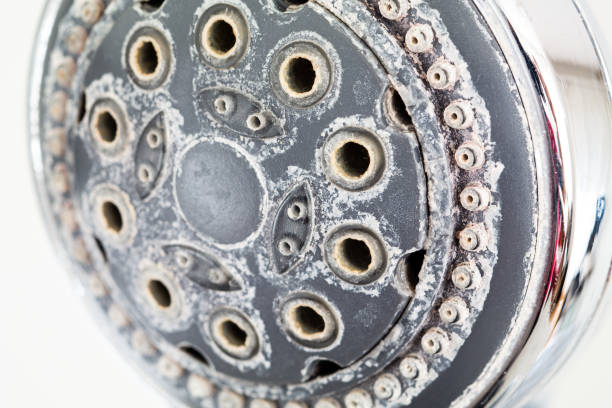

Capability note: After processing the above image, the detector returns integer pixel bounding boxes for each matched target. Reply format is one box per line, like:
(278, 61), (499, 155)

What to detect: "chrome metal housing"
(468, 0), (612, 406)
(28, 0), (612, 406)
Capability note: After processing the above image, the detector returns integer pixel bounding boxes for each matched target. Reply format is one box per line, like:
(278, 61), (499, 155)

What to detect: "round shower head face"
(31, 0), (547, 406)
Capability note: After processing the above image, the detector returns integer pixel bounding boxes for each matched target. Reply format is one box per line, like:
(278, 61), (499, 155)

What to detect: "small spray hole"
(207, 19), (237, 55)
(335, 142), (371, 178)
(337, 238), (372, 273)
(288, 202), (305, 220)
(247, 114), (264, 131)
(294, 306), (325, 335)
(138, 165), (153, 183)
(220, 320), (247, 347)
(279, 238), (296, 256)
(101, 201), (123, 233)
(147, 279), (172, 308)
(284, 57), (316, 94)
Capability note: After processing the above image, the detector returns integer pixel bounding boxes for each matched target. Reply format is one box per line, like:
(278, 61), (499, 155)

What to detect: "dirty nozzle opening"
(336, 238), (372, 274)
(102, 201), (123, 233)
(294, 305), (326, 335)
(147, 279), (172, 308)
(220, 319), (248, 347)
(284, 57), (317, 94)
(135, 40), (159, 75)
(335, 141), (371, 178)
(95, 110), (118, 143)
(206, 19), (237, 55)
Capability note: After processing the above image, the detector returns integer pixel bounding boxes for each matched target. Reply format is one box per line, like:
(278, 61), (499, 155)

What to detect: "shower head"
(28, 0), (612, 406)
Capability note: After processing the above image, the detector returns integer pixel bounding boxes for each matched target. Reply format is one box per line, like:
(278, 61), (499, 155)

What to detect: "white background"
(1, 1), (611, 407)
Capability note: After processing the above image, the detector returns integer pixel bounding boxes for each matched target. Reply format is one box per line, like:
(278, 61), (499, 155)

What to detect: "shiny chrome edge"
(455, 0), (612, 406)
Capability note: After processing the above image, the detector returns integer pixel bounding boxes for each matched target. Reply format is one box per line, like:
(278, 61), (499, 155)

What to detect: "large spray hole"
(294, 306), (325, 335)
(337, 238), (372, 274)
(335, 141), (371, 178)
(206, 19), (237, 55)
(147, 279), (172, 309)
(101, 201), (123, 233)
(95, 110), (118, 143)
(134, 39), (159, 76)
(284, 57), (316, 94)
(220, 319), (248, 347)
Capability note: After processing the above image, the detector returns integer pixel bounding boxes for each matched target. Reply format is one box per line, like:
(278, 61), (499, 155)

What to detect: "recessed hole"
(138, 0), (165, 12)
(284, 57), (316, 94)
(220, 319), (247, 347)
(135, 39), (159, 76)
(101, 201), (123, 233)
(305, 359), (342, 382)
(294, 306), (325, 335)
(179, 345), (209, 366)
(337, 238), (372, 274)
(127, 28), (171, 89)
(95, 110), (118, 143)
(275, 0), (309, 11)
(207, 19), (237, 55)
(387, 88), (413, 129)
(147, 279), (172, 308)
(94, 236), (108, 263)
(77, 92), (87, 123)
(335, 141), (371, 178)
(324, 129), (385, 191)
(402, 250), (425, 293)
